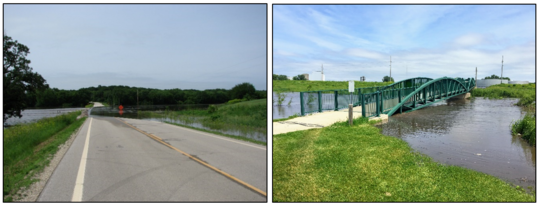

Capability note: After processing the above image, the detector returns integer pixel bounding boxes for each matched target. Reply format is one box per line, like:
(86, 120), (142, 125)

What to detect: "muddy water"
(377, 98), (535, 190)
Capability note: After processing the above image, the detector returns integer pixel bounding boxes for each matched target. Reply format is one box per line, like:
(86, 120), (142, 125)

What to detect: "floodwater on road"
(273, 92), (301, 119)
(90, 105), (266, 143)
(377, 98), (535, 191)
(4, 107), (85, 126)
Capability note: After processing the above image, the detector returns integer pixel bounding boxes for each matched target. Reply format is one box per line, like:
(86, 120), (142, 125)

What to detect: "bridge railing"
(300, 89), (361, 116)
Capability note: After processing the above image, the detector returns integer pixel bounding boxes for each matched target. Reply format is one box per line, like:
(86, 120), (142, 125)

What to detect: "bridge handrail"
(385, 76), (474, 116)
(378, 77), (433, 91)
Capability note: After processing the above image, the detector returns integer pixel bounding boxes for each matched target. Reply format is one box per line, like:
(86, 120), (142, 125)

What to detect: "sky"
(4, 4), (267, 90)
(273, 5), (535, 83)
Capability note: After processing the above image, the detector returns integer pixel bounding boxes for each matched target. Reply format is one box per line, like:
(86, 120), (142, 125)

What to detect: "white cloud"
(346, 48), (385, 60)
(454, 34), (485, 47)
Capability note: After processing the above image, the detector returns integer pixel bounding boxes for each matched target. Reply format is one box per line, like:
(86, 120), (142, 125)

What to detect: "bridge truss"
(299, 77), (476, 117)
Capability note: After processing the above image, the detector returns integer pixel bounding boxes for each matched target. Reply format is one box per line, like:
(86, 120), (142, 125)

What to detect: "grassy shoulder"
(3, 111), (86, 201)
(139, 99), (267, 145)
(273, 80), (391, 92)
(471, 83), (535, 146)
(273, 117), (535, 202)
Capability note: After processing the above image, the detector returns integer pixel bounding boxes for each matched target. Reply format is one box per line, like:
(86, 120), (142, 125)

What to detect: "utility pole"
(389, 56), (392, 80)
(475, 67), (477, 89)
(501, 55), (504, 84)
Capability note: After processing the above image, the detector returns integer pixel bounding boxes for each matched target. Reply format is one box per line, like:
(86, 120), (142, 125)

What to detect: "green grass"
(85, 103), (94, 108)
(273, 117), (535, 202)
(471, 83), (535, 106)
(512, 113), (536, 146)
(140, 99), (267, 145)
(3, 111), (86, 201)
(273, 80), (391, 92)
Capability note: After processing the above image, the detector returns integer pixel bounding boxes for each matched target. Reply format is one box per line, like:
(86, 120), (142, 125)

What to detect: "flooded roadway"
(377, 98), (535, 191)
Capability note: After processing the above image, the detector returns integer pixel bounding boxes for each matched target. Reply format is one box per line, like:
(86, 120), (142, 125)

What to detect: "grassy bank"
(273, 117), (535, 202)
(273, 80), (391, 92)
(139, 99), (266, 145)
(85, 103), (94, 108)
(471, 83), (535, 146)
(3, 111), (86, 201)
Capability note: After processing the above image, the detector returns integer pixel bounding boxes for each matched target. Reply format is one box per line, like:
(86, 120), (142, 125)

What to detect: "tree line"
(4, 34), (264, 122)
(25, 84), (266, 108)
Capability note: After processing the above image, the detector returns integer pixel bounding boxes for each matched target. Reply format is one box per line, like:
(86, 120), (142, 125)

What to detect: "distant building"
(310, 72), (325, 81)
(302, 73), (309, 80)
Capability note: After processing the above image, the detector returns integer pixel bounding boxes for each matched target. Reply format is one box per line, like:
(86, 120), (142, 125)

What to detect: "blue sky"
(4, 4), (267, 90)
(273, 5), (535, 82)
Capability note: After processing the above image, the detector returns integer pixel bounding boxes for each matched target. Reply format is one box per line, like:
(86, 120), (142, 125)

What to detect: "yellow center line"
(115, 117), (266, 197)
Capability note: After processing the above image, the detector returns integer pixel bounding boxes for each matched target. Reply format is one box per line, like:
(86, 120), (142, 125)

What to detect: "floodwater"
(377, 98), (535, 190)
(273, 92), (301, 119)
(4, 107), (85, 126)
(90, 105), (266, 143)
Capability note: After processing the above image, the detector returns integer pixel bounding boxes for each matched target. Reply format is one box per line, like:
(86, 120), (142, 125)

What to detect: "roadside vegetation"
(138, 99), (266, 145)
(273, 80), (391, 92)
(85, 103), (94, 108)
(471, 83), (535, 146)
(273, 114), (300, 122)
(3, 111), (86, 201)
(273, 117), (535, 202)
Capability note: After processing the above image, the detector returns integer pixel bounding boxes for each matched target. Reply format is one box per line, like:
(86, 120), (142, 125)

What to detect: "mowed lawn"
(273, 117), (535, 202)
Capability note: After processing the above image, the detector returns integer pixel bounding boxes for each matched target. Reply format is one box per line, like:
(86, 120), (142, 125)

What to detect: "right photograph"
(272, 4), (536, 202)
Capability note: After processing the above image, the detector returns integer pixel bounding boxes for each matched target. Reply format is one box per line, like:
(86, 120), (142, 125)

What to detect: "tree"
(4, 35), (48, 123)
(273, 74), (288, 80)
(230, 82), (256, 100)
(484, 74), (510, 81)
(382, 76), (394, 82)
(293, 74), (307, 80)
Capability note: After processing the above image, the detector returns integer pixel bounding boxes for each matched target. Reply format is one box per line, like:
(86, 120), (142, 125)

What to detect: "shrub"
(207, 105), (218, 114)
(230, 82), (256, 100)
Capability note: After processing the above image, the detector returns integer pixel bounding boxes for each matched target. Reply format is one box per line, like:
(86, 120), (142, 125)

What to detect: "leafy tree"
(273, 74), (288, 80)
(484, 74), (510, 81)
(382, 76), (394, 82)
(293, 74), (307, 80)
(4, 35), (48, 122)
(230, 82), (256, 100)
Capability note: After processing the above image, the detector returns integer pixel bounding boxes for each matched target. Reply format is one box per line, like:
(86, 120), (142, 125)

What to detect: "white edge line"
(121, 118), (266, 150)
(71, 117), (92, 202)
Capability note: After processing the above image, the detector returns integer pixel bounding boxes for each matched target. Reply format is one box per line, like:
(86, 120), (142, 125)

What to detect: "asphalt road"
(37, 111), (266, 202)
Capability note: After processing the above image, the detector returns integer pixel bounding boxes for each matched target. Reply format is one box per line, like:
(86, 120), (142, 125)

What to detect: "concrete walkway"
(273, 106), (388, 135)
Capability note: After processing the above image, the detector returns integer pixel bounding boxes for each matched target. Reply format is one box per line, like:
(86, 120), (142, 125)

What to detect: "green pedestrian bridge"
(299, 77), (476, 118)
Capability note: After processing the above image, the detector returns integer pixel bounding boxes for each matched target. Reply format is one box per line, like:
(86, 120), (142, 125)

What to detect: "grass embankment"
(139, 99), (266, 145)
(273, 117), (535, 202)
(85, 103), (94, 108)
(273, 80), (391, 92)
(471, 83), (535, 146)
(3, 111), (86, 201)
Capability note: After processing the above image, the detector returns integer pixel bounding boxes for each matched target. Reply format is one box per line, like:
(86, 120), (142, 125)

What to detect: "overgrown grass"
(3, 111), (86, 201)
(140, 99), (267, 145)
(273, 117), (535, 202)
(273, 80), (391, 92)
(512, 113), (536, 146)
(471, 83), (535, 106)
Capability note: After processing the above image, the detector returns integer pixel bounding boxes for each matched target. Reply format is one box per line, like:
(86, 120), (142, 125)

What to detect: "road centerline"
(114, 117), (267, 197)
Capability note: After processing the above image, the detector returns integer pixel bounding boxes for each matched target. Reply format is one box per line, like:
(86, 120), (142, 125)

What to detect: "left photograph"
(3, 4), (267, 202)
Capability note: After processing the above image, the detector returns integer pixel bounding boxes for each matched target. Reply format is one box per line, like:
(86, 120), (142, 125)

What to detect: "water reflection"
(272, 92), (301, 119)
(377, 98), (535, 190)
(4, 107), (85, 126)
